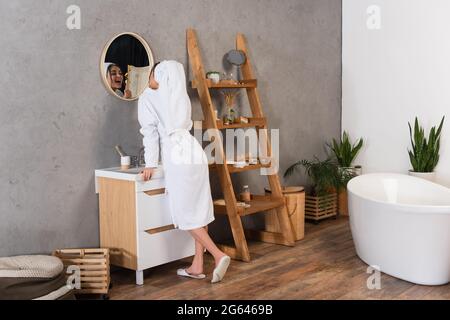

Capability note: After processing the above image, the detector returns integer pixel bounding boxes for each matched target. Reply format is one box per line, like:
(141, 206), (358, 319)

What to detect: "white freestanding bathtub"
(347, 173), (450, 285)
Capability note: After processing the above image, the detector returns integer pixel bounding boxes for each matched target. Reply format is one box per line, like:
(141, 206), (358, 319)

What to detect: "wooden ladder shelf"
(187, 28), (295, 262)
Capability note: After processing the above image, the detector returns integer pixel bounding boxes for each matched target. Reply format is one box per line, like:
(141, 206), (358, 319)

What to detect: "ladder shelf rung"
(202, 117), (266, 129)
(191, 79), (257, 89)
(213, 195), (285, 217)
(209, 163), (272, 173)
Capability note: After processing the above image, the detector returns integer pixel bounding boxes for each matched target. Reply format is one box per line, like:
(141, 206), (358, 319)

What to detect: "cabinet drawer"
(136, 189), (173, 231)
(137, 230), (195, 270)
(136, 178), (165, 193)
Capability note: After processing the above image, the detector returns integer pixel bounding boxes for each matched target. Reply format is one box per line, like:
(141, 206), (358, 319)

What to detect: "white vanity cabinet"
(95, 167), (195, 285)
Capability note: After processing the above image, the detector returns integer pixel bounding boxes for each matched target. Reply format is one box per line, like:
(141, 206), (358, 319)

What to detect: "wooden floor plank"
(107, 217), (449, 300)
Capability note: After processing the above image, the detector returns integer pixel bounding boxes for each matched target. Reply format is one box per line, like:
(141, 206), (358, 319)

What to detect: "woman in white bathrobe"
(138, 60), (230, 283)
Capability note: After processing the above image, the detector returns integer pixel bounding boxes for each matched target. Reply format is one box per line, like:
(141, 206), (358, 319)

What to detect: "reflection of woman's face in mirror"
(108, 65), (124, 90)
(102, 33), (154, 100)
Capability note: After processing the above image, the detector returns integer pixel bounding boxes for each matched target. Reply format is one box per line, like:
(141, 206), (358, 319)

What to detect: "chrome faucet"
(138, 147), (146, 167)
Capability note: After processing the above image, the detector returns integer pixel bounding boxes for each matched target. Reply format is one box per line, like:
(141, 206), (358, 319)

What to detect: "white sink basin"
(95, 166), (165, 194)
(112, 167), (146, 174)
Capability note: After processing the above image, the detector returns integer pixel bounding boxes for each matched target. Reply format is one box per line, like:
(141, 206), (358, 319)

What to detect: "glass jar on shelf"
(221, 89), (240, 125)
(240, 185), (251, 203)
(223, 106), (236, 125)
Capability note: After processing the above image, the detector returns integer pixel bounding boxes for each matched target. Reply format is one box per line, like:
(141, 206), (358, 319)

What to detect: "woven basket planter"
(305, 193), (337, 223)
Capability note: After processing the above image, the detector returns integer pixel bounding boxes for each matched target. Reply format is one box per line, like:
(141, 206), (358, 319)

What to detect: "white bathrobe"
(138, 60), (214, 230)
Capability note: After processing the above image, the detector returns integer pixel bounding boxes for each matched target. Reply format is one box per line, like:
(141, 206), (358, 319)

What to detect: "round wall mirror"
(100, 32), (154, 101)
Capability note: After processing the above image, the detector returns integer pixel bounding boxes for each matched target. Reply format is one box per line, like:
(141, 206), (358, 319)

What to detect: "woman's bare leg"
(188, 227), (227, 267)
(186, 227), (206, 275)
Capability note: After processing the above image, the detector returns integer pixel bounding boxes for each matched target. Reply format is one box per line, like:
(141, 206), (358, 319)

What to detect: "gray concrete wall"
(0, 0), (341, 256)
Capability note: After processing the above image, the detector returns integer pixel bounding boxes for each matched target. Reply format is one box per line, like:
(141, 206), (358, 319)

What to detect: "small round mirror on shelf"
(100, 32), (154, 101)
(225, 49), (246, 66)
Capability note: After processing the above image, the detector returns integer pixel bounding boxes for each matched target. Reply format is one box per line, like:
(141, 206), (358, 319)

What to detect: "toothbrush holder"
(121, 156), (131, 170)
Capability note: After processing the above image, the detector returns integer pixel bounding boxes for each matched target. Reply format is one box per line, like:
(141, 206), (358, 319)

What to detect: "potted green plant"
(284, 157), (352, 223)
(327, 131), (364, 215)
(408, 116), (445, 182)
(206, 71), (221, 84)
(327, 131), (363, 175)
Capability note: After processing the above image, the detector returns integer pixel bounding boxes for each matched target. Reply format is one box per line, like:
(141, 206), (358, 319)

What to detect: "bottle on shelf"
(240, 185), (251, 203)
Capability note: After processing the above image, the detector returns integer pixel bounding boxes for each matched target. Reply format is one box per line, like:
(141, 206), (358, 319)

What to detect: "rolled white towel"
(0, 255), (63, 278)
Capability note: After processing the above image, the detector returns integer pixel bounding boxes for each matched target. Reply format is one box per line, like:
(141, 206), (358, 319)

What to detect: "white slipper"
(177, 268), (206, 279)
(211, 256), (231, 283)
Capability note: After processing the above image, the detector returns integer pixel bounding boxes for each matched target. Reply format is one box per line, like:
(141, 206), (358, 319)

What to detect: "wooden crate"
(53, 248), (110, 295)
(305, 193), (337, 222)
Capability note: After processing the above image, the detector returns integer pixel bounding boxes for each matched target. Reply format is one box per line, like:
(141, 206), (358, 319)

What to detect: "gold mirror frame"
(100, 32), (154, 101)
